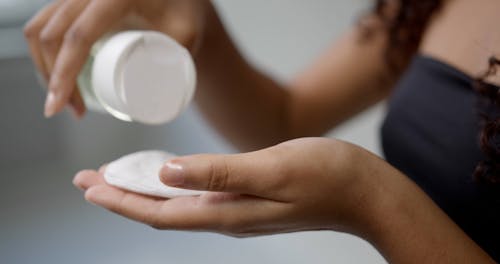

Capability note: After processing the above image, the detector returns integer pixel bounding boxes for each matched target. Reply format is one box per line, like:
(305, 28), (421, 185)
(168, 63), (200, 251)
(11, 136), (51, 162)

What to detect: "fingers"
(46, 0), (130, 117)
(39, 0), (90, 117)
(78, 158), (290, 233)
(98, 164), (107, 174)
(85, 185), (169, 227)
(84, 185), (213, 230)
(159, 149), (285, 198)
(73, 164), (108, 190)
(69, 89), (86, 118)
(73, 169), (105, 190)
(25, 0), (130, 117)
(24, 1), (62, 80)
(85, 185), (288, 233)
(24, 0), (89, 117)
(39, 0), (90, 73)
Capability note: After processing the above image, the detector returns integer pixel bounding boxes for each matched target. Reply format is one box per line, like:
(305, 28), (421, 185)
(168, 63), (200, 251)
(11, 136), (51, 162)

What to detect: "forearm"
(194, 4), (289, 151)
(361, 160), (493, 263)
(194, 5), (396, 151)
(287, 25), (394, 137)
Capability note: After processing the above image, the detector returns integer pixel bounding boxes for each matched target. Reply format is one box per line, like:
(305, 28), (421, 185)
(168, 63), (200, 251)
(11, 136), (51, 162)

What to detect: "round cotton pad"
(104, 150), (205, 198)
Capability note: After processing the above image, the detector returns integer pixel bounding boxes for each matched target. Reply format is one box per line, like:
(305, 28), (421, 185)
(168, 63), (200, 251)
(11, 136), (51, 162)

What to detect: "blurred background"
(0, 0), (387, 263)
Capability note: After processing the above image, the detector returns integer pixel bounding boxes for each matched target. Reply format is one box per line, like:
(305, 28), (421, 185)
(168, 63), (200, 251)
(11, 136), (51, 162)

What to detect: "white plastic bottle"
(76, 31), (196, 125)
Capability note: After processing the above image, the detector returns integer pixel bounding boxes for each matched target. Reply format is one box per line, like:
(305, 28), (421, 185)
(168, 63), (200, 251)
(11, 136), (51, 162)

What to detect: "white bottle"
(77, 31), (196, 125)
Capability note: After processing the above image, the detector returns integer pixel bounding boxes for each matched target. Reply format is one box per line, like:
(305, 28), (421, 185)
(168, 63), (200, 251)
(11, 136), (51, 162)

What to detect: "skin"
(25, 0), (500, 262)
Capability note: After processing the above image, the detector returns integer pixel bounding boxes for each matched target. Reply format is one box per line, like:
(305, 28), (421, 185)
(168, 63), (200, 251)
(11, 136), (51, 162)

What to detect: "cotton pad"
(104, 150), (205, 198)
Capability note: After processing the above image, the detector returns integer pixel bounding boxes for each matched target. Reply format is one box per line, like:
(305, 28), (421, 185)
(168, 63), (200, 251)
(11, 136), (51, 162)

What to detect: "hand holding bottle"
(24, 0), (209, 118)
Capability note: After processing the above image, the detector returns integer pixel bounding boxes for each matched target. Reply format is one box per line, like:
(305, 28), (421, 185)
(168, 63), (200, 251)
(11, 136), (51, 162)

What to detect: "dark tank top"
(382, 54), (500, 260)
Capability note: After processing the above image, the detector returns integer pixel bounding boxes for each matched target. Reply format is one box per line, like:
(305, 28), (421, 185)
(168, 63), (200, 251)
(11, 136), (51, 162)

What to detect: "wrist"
(351, 155), (494, 263)
(344, 148), (404, 240)
(192, 2), (224, 59)
(317, 142), (396, 238)
(193, 2), (247, 69)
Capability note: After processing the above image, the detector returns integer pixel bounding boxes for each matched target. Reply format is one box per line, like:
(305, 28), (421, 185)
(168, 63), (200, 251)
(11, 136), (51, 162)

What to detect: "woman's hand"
(24, 0), (210, 118)
(73, 137), (495, 262)
(73, 137), (386, 237)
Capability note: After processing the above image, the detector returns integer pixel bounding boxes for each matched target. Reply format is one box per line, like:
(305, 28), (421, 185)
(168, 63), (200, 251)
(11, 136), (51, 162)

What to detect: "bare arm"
(195, 5), (396, 151)
(25, 0), (395, 151)
(75, 138), (495, 263)
(361, 156), (494, 263)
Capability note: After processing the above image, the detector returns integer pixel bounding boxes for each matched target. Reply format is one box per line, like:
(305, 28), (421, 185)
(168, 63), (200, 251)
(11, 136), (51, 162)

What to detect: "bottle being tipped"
(77, 31), (196, 125)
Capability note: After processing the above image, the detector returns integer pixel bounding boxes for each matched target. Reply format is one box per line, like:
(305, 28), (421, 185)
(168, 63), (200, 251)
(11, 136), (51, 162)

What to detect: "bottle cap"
(92, 31), (196, 125)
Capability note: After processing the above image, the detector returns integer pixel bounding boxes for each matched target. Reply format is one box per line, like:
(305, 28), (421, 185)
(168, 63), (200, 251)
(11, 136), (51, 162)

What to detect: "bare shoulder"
(420, 0), (500, 84)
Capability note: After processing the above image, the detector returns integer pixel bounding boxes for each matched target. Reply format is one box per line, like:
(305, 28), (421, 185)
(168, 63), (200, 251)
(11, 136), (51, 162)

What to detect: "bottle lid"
(92, 31), (196, 125)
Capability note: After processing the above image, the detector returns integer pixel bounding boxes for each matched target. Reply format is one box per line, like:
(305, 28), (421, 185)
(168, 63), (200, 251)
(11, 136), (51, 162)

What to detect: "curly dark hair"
(474, 57), (500, 184)
(369, 0), (500, 184)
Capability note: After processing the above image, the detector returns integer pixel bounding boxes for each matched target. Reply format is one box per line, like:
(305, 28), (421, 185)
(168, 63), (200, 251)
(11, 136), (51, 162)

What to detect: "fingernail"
(44, 91), (58, 118)
(160, 161), (185, 186)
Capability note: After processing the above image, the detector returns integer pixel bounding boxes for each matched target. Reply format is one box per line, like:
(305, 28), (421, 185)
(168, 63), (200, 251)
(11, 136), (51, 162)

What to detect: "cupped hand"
(24, 0), (209, 118)
(74, 138), (384, 237)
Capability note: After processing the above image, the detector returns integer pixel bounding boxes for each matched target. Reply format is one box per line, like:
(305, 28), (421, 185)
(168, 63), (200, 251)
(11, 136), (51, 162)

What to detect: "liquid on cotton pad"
(104, 150), (205, 198)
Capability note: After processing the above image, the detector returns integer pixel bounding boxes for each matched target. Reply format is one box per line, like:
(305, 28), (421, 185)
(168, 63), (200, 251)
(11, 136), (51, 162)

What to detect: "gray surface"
(0, 1), (387, 263)
(0, 0), (48, 26)
(0, 58), (61, 168)
(0, 0), (48, 58)
(0, 0), (50, 28)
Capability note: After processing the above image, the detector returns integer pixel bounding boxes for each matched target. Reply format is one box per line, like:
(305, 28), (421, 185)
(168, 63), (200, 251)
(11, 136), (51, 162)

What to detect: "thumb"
(159, 151), (276, 195)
